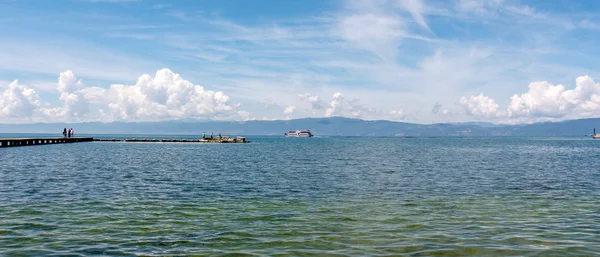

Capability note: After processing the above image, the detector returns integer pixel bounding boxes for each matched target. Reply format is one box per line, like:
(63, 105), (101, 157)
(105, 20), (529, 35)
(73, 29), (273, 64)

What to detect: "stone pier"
(0, 137), (94, 147)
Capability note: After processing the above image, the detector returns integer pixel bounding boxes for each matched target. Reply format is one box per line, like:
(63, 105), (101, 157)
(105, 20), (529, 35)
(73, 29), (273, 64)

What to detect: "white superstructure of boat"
(285, 129), (313, 137)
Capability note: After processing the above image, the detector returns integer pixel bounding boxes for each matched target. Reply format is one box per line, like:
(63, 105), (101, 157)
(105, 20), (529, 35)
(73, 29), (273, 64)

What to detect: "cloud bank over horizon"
(1, 69), (410, 123)
(1, 0), (600, 124)
(460, 75), (600, 124)
(3, 69), (599, 124)
(1, 69), (248, 123)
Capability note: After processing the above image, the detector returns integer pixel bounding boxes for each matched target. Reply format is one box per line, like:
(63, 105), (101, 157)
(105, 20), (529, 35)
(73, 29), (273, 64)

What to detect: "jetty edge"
(0, 137), (93, 147)
(94, 135), (248, 143)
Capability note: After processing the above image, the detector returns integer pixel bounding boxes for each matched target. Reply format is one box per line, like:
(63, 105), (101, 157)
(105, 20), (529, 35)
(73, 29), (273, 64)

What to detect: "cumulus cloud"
(104, 69), (248, 121)
(0, 68), (250, 123)
(41, 70), (92, 121)
(283, 105), (296, 120)
(57, 70), (82, 93)
(324, 92), (376, 118)
(325, 92), (344, 117)
(459, 75), (600, 123)
(460, 93), (504, 118)
(506, 76), (600, 118)
(0, 80), (41, 119)
(298, 91), (408, 120)
(283, 106), (296, 115)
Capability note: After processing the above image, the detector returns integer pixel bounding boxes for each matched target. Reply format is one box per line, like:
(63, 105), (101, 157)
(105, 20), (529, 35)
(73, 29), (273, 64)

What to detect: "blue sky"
(2, 0), (600, 124)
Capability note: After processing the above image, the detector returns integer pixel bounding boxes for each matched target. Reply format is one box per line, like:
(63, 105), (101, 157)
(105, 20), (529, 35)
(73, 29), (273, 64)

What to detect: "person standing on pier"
(70, 128), (74, 138)
(67, 128), (71, 138)
(63, 128), (67, 138)
(210, 132), (213, 139)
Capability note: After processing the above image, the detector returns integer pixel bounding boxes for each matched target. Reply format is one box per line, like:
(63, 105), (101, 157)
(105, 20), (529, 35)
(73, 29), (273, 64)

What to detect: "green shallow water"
(0, 136), (599, 256)
(1, 197), (598, 256)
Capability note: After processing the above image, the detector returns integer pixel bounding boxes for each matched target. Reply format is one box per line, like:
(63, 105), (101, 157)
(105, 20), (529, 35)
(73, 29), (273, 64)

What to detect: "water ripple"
(1, 136), (599, 255)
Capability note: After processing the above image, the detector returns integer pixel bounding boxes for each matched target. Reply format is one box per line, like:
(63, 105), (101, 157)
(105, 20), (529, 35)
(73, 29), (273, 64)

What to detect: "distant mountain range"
(0, 117), (599, 137)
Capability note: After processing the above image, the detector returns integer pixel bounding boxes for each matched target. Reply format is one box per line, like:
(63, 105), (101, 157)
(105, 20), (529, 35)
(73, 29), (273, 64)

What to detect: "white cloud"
(283, 106), (296, 115)
(42, 70), (92, 121)
(105, 69), (248, 121)
(297, 91), (406, 120)
(508, 76), (600, 119)
(0, 69), (251, 123)
(325, 92), (345, 117)
(324, 92), (376, 118)
(460, 93), (503, 118)
(23, 71), (103, 123)
(62, 72), (83, 101)
(283, 105), (296, 120)
(2, 0), (598, 124)
(459, 75), (600, 123)
(0, 80), (41, 119)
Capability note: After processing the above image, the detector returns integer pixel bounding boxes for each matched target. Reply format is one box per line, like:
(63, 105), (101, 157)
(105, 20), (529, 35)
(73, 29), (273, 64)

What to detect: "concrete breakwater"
(0, 136), (248, 148)
(94, 136), (248, 143)
(0, 137), (94, 147)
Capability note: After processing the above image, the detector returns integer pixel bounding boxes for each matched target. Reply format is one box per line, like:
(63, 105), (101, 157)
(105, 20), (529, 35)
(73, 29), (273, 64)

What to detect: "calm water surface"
(1, 136), (599, 256)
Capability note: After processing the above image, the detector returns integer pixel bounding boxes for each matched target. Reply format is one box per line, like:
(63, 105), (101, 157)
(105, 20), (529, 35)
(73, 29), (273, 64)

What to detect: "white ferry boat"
(285, 129), (313, 137)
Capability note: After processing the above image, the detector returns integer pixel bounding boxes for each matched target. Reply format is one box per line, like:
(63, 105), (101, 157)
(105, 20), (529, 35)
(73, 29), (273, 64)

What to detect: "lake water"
(1, 136), (599, 256)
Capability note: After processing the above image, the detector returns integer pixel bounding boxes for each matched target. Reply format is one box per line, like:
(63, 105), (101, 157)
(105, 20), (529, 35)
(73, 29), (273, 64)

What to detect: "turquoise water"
(1, 136), (599, 256)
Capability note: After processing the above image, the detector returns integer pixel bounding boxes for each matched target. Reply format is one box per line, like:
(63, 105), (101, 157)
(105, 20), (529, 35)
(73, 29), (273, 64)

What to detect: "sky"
(2, 0), (600, 124)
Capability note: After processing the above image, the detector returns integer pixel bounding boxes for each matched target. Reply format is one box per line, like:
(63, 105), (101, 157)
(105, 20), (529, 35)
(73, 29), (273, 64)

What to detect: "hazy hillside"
(0, 117), (599, 137)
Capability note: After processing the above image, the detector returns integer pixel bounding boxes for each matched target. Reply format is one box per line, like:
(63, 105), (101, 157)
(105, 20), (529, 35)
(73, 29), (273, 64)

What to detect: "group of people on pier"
(202, 132), (221, 139)
(62, 128), (75, 138)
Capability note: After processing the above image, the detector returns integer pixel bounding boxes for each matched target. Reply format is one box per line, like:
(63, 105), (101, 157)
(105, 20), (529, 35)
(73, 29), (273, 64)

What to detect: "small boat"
(285, 129), (313, 137)
(593, 128), (600, 139)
